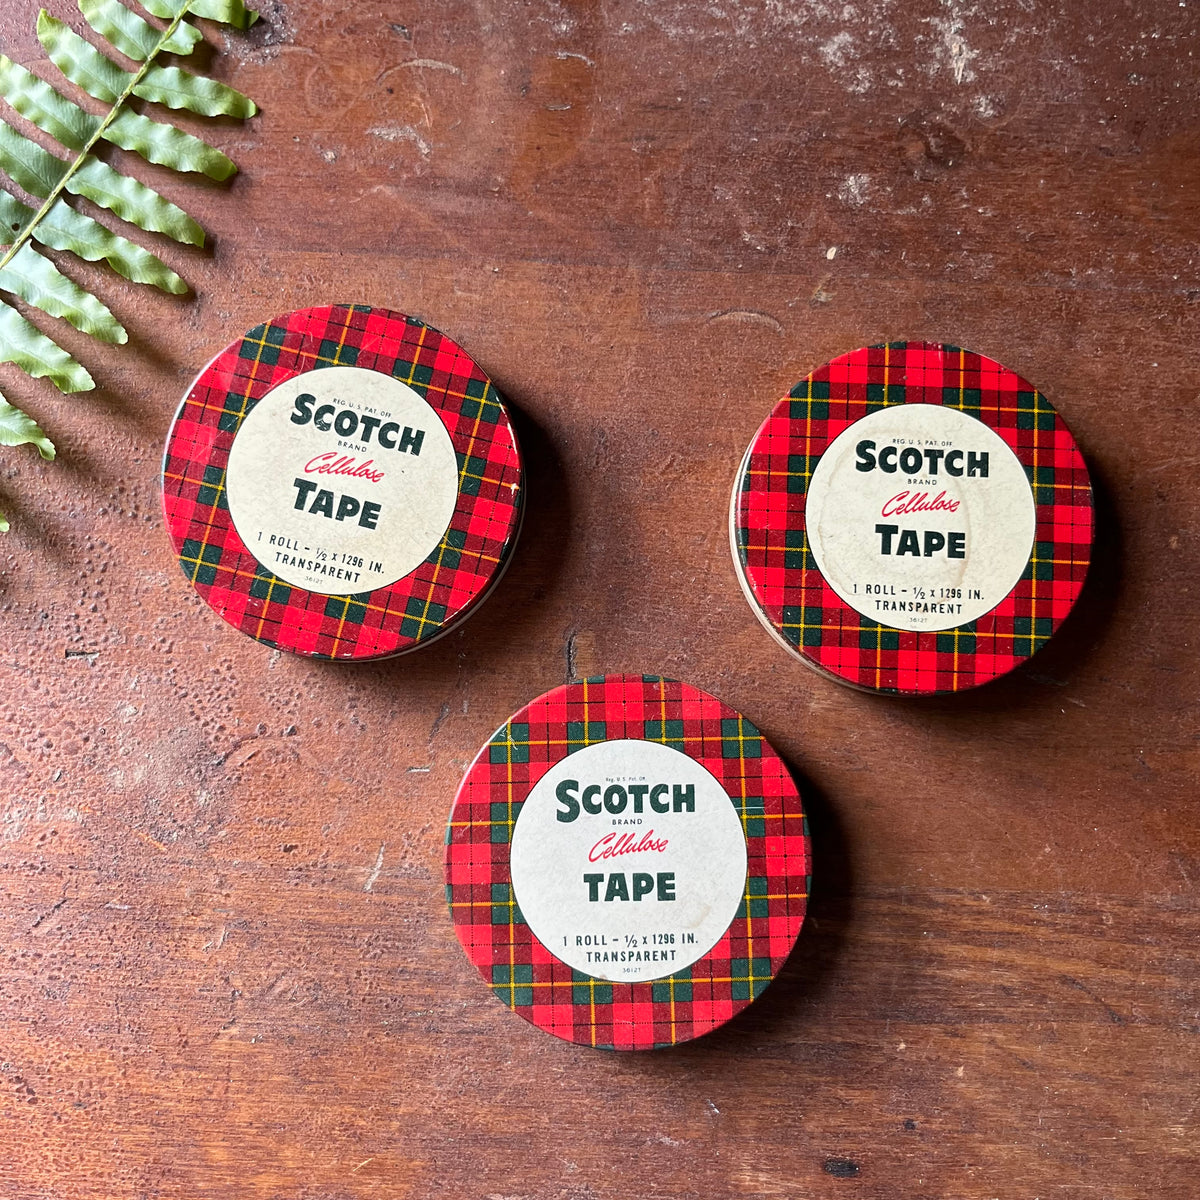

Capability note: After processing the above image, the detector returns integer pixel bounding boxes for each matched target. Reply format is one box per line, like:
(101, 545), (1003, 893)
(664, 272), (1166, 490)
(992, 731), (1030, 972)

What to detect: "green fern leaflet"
(0, 0), (258, 528)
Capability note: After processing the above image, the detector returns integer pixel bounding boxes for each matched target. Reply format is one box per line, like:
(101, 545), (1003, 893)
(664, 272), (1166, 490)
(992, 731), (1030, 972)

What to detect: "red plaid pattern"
(444, 675), (810, 1050)
(733, 342), (1093, 693)
(162, 305), (522, 659)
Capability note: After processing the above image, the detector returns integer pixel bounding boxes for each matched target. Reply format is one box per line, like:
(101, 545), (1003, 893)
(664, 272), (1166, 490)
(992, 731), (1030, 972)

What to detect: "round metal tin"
(162, 304), (522, 659)
(445, 674), (810, 1050)
(731, 341), (1093, 694)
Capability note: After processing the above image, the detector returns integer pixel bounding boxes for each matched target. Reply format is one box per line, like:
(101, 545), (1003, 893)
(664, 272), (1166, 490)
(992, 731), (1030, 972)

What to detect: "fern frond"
(0, 392), (54, 458)
(0, 388), (56, 530)
(141, 0), (259, 31)
(0, 243), (125, 342)
(0, 121), (203, 245)
(0, 299), (93, 391)
(106, 106), (236, 179)
(0, 0), (258, 527)
(0, 188), (187, 292)
(34, 12), (128, 103)
(0, 44), (224, 180)
(136, 64), (257, 118)
(72, 156), (204, 243)
(36, 13), (238, 178)
(0, 54), (96, 149)
(0, 56), (205, 242)
(79, 0), (204, 59)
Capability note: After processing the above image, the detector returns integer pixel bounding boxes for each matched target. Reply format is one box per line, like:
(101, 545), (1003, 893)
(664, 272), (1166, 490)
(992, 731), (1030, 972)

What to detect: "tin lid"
(445, 674), (810, 1050)
(162, 304), (522, 659)
(731, 341), (1093, 694)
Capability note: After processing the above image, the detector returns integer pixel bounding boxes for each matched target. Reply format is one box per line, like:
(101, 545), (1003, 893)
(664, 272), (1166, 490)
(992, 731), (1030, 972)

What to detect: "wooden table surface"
(1, 1), (1198, 1197)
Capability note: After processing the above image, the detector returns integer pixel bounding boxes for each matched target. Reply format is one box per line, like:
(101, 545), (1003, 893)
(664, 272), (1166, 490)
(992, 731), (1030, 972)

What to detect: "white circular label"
(805, 405), (1036, 631)
(509, 740), (748, 983)
(225, 365), (459, 595)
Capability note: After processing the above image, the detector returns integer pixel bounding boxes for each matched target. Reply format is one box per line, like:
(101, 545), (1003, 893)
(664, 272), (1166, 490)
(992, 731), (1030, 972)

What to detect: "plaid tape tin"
(162, 304), (523, 659)
(445, 674), (810, 1050)
(731, 342), (1093, 694)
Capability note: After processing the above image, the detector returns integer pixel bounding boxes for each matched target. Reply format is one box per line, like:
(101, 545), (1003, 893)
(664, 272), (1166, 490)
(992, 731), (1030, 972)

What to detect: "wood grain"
(0, 1), (1198, 1197)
